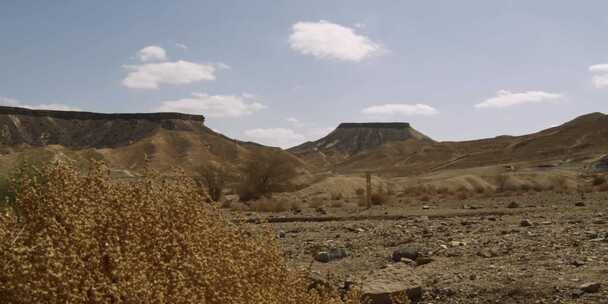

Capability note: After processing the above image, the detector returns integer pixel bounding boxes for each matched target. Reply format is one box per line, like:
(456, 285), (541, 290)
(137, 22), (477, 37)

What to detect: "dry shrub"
(330, 192), (343, 200)
(592, 175), (606, 186)
(354, 188), (365, 196)
(237, 151), (296, 202)
(0, 162), (351, 304)
(195, 163), (229, 202)
(371, 191), (388, 205)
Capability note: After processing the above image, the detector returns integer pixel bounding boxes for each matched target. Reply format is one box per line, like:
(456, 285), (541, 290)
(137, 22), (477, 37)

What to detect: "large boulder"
(359, 265), (423, 303)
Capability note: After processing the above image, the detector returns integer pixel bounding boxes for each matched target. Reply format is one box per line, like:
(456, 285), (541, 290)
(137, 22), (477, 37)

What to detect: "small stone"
(575, 201), (585, 207)
(580, 282), (601, 293)
(392, 245), (421, 262)
(571, 260), (586, 267)
(415, 256), (433, 266)
(422, 205), (430, 210)
(278, 231), (286, 238)
(400, 258), (417, 267)
(520, 219), (533, 227)
(507, 201), (520, 208)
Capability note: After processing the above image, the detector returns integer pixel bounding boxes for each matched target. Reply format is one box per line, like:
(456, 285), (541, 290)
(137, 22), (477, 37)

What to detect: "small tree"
(237, 151), (297, 202)
(195, 164), (228, 202)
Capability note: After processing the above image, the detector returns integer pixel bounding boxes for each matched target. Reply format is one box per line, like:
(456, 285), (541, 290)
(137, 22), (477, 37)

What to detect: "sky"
(1, 1), (608, 148)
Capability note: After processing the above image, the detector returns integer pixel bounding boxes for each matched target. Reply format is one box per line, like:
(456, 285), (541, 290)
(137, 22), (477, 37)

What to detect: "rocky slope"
(289, 122), (433, 168)
(291, 113), (608, 176)
(0, 106), (303, 176)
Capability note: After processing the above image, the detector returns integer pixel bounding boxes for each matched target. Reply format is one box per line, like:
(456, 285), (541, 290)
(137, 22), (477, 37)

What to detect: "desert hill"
(291, 112), (608, 177)
(0, 106), (303, 176)
(289, 122), (433, 168)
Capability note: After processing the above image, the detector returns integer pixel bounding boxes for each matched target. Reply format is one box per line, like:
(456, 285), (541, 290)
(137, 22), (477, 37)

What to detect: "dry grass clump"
(0, 162), (351, 304)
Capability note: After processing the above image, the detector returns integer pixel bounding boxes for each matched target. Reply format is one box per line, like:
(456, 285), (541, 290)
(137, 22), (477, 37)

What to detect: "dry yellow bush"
(0, 162), (353, 304)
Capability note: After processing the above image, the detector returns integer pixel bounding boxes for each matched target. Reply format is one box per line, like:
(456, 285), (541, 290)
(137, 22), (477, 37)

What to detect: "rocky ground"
(239, 191), (608, 303)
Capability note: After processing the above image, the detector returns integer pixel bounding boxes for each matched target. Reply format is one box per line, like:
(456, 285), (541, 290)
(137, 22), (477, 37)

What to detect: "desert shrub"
(355, 187), (365, 196)
(0, 162), (350, 303)
(370, 191), (388, 206)
(592, 175), (606, 186)
(195, 163), (228, 202)
(495, 174), (509, 192)
(330, 192), (343, 200)
(237, 151), (297, 201)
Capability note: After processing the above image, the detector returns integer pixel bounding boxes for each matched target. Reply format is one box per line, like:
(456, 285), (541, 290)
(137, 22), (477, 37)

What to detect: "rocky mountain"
(289, 122), (433, 168)
(0, 106), (302, 176)
(290, 113), (608, 176)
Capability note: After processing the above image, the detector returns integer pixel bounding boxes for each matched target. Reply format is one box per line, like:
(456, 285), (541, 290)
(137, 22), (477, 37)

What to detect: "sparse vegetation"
(0, 161), (352, 303)
(237, 151), (297, 201)
(592, 174), (606, 186)
(195, 163), (228, 202)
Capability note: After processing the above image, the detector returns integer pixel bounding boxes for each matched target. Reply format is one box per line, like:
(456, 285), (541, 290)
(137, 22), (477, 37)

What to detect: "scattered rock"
(507, 201), (520, 208)
(392, 245), (421, 262)
(307, 271), (331, 291)
(570, 260), (586, 267)
(477, 248), (499, 258)
(422, 205), (431, 210)
(278, 230), (286, 238)
(579, 282), (601, 293)
(575, 201), (585, 207)
(359, 265), (423, 304)
(415, 256), (433, 266)
(400, 258), (417, 267)
(520, 219), (533, 227)
(314, 247), (347, 263)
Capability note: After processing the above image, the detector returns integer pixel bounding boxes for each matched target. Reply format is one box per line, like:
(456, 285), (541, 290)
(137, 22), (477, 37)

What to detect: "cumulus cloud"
(175, 43), (188, 50)
(122, 60), (216, 89)
(289, 20), (383, 62)
(137, 46), (167, 62)
(589, 64), (608, 88)
(244, 128), (305, 148)
(475, 90), (563, 109)
(0, 96), (80, 111)
(156, 93), (266, 118)
(361, 103), (439, 116)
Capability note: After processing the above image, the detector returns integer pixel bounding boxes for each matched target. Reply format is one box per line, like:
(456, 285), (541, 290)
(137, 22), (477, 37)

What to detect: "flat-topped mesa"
(0, 106), (206, 148)
(337, 122), (411, 129)
(0, 106), (205, 123)
(289, 121), (433, 158)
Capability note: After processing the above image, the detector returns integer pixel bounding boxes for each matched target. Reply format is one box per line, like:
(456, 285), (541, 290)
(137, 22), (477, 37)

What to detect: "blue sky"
(1, 1), (608, 148)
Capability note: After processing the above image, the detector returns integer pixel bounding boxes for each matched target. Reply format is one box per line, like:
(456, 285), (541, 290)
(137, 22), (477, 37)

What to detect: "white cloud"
(589, 64), (608, 88)
(175, 43), (188, 50)
(137, 46), (167, 62)
(0, 96), (80, 111)
(592, 74), (608, 88)
(475, 90), (563, 109)
(216, 62), (231, 70)
(244, 128), (305, 148)
(289, 20), (383, 62)
(589, 64), (608, 73)
(156, 93), (266, 118)
(361, 103), (439, 116)
(122, 60), (216, 89)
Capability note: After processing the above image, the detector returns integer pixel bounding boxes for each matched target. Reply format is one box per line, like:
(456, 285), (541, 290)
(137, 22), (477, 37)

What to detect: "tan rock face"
(359, 265), (423, 304)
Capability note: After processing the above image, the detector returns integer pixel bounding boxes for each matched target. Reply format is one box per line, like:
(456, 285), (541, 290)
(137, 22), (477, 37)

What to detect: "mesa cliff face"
(0, 106), (205, 148)
(289, 122), (434, 168)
